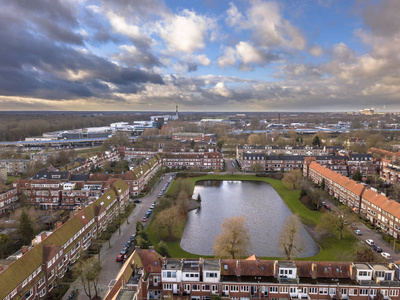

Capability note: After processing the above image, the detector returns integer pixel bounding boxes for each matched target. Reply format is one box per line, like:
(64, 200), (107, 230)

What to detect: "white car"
(366, 239), (375, 246)
(381, 252), (391, 259)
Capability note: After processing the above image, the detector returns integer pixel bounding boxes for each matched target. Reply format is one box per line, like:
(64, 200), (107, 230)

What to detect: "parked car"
(381, 252), (392, 259)
(321, 201), (326, 207)
(129, 234), (136, 242)
(133, 199), (141, 203)
(142, 217), (147, 222)
(120, 247), (128, 255)
(373, 245), (382, 252)
(325, 204), (331, 210)
(366, 239), (375, 246)
(125, 241), (131, 248)
(116, 254), (124, 262)
(150, 204), (155, 209)
(68, 289), (78, 300)
(354, 229), (362, 235)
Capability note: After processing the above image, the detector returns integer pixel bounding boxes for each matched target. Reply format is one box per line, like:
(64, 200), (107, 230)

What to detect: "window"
(240, 286), (249, 292)
(212, 285), (218, 292)
(370, 289), (377, 296)
(360, 289), (368, 295)
(230, 285), (239, 292)
(163, 284), (172, 290)
(309, 288), (317, 294)
(39, 288), (46, 298)
(329, 288), (336, 295)
(341, 288), (347, 295)
(206, 272), (218, 278)
(38, 277), (45, 287)
(192, 284), (200, 291)
(319, 288), (328, 295)
(269, 287), (278, 293)
(202, 285), (210, 291)
(280, 287), (288, 294)
(184, 284), (191, 292)
(390, 290), (399, 297)
(349, 289), (358, 296)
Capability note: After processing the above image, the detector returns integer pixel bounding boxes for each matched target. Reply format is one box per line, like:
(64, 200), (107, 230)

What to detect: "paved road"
(63, 173), (174, 300)
(324, 198), (400, 262)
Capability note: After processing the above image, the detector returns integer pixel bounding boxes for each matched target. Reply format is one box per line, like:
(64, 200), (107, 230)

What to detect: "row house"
(265, 155), (305, 172)
(164, 152), (224, 170)
(381, 159), (400, 184)
(0, 186), (18, 215)
(307, 162), (366, 212)
(0, 159), (30, 175)
(88, 154), (164, 196)
(59, 181), (106, 210)
(14, 179), (63, 210)
(306, 161), (400, 239)
(105, 249), (400, 300)
(369, 148), (400, 160)
(347, 154), (379, 177)
(0, 179), (129, 300)
(240, 153), (266, 172)
(172, 133), (214, 143)
(236, 145), (327, 165)
(360, 188), (400, 239)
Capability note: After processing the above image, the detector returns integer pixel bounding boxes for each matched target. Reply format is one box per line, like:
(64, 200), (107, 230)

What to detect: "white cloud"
(236, 41), (265, 64)
(218, 47), (237, 67)
(157, 9), (216, 54)
(106, 11), (144, 41)
(227, 1), (306, 50)
(210, 82), (233, 97)
(196, 54), (211, 66)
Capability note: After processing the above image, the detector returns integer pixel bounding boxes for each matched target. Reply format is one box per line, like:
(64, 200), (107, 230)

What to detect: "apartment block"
(105, 249), (400, 300)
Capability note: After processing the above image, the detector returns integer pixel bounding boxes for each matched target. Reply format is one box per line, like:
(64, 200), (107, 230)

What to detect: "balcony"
(279, 276), (299, 284)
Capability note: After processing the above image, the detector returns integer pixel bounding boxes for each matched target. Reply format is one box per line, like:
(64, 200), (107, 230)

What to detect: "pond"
(180, 180), (319, 257)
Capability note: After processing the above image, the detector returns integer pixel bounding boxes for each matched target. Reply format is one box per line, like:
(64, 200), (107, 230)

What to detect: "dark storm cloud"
(0, 0), (163, 101)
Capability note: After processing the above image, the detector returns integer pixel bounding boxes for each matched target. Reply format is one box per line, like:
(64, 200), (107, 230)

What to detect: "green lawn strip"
(6, 175), (20, 185)
(153, 174), (357, 261)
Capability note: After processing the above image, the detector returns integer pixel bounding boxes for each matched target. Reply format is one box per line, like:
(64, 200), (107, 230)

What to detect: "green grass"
(6, 176), (20, 185)
(154, 174), (357, 261)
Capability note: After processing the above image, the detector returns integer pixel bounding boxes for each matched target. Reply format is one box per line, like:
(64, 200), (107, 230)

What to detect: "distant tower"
(278, 113), (281, 124)
(176, 105), (179, 119)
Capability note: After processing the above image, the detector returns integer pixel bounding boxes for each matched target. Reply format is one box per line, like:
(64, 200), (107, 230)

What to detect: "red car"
(142, 217), (147, 222)
(116, 255), (123, 262)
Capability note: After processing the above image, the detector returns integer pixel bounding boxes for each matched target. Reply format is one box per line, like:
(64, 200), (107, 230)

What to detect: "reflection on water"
(180, 180), (319, 257)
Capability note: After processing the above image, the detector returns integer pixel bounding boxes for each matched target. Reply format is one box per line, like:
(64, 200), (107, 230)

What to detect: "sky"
(1, 0), (400, 112)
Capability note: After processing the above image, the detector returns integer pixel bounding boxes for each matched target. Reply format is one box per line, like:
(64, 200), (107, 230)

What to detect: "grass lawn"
(151, 174), (357, 260)
(6, 175), (20, 185)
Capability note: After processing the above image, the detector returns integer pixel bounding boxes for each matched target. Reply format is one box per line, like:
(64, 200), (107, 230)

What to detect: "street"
(324, 198), (400, 262)
(63, 173), (174, 299)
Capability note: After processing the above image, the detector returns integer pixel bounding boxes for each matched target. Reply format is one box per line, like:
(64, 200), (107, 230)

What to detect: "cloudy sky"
(1, 0), (399, 112)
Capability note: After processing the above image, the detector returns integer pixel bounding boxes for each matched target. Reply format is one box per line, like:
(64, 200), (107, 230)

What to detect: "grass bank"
(148, 174), (357, 261)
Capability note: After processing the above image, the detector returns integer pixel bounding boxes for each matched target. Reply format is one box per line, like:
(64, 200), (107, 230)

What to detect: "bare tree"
(317, 205), (356, 239)
(279, 215), (303, 260)
(213, 216), (251, 259)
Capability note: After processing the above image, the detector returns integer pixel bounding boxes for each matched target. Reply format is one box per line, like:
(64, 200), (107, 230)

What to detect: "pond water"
(180, 180), (319, 257)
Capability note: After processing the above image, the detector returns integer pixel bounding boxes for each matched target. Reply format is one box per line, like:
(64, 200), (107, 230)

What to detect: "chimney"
(135, 246), (140, 253)
(41, 232), (47, 241)
(56, 221), (63, 229)
(149, 246), (155, 252)
(21, 246), (29, 255)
